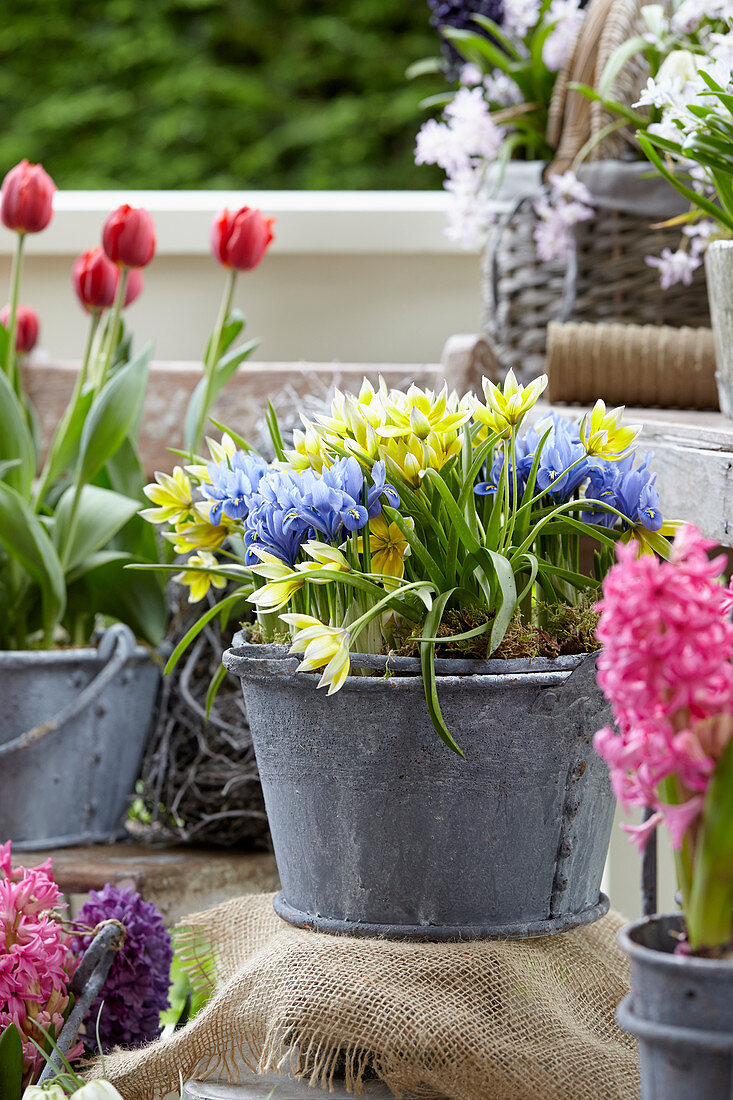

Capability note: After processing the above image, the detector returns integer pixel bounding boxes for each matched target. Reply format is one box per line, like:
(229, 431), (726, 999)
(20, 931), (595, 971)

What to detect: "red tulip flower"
(1, 303), (39, 353)
(102, 204), (156, 268)
(72, 247), (118, 311)
(0, 160), (56, 234)
(210, 207), (274, 270)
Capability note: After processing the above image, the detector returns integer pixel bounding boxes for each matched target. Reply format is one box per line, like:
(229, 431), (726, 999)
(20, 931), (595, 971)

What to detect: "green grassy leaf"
(637, 133), (733, 229)
(687, 736), (733, 950)
(165, 589), (251, 673)
(420, 588), (465, 757)
(487, 549), (517, 653)
(598, 36), (650, 99)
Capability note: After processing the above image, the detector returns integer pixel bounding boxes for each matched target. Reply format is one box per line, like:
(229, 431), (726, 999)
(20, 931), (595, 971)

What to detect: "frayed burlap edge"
(90, 893), (638, 1100)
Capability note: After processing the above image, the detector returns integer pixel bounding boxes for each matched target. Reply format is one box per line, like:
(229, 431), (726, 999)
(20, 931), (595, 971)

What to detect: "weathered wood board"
(545, 403), (733, 546)
(21, 355), (733, 544)
(22, 359), (444, 475)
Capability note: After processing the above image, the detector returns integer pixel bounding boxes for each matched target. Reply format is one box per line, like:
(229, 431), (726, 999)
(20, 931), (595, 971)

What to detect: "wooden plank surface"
(21, 357), (733, 544)
(23, 359), (444, 475)
(12, 843), (278, 924)
(546, 402), (733, 545)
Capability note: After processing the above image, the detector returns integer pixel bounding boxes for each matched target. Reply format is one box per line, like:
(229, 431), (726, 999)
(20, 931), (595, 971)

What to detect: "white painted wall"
(0, 191), (483, 366)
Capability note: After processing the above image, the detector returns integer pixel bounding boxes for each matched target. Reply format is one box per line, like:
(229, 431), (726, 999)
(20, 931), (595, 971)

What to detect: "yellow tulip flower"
(165, 503), (230, 553)
(378, 382), (471, 442)
(186, 433), (239, 483)
(359, 514), (410, 579)
(173, 551), (227, 603)
(475, 369), (548, 438)
(281, 612), (352, 694)
(580, 400), (643, 459)
(140, 466), (194, 525)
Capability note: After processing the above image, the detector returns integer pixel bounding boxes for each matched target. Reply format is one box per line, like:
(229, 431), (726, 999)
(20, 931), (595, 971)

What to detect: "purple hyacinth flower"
(71, 884), (173, 1053)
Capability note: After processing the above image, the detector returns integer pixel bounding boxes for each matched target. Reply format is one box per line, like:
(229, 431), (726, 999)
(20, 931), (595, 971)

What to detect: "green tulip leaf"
(54, 484), (142, 573)
(0, 366), (35, 494)
(76, 343), (152, 484)
(0, 480), (66, 630)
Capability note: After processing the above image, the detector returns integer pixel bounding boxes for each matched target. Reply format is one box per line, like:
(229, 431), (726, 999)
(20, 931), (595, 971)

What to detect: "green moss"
(387, 598), (601, 661)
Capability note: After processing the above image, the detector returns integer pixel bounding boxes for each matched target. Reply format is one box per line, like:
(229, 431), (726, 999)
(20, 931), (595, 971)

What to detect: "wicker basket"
(483, 0), (710, 379)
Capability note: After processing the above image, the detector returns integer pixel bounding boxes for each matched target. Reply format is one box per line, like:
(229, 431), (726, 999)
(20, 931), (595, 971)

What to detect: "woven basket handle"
(546, 0), (648, 175)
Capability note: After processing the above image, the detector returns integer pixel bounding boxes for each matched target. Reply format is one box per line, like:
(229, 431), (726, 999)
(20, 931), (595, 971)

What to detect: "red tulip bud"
(210, 207), (275, 271)
(123, 267), (144, 308)
(1, 303), (39, 353)
(102, 204), (156, 268)
(72, 247), (118, 311)
(0, 160), (56, 234)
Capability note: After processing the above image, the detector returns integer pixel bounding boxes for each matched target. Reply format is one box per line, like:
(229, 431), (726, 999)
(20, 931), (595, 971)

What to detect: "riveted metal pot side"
(0, 628), (161, 850)
(617, 915), (733, 1100)
(223, 641), (615, 940)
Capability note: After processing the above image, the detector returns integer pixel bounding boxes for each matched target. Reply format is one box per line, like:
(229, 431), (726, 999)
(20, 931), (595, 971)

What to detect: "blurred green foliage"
(0, 0), (442, 189)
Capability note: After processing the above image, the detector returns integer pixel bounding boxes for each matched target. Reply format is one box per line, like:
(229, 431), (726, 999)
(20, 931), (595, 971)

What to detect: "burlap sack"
(98, 893), (639, 1100)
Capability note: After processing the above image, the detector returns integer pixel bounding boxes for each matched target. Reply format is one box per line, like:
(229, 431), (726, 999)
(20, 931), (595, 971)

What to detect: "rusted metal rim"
(224, 637), (592, 686)
(272, 891), (610, 942)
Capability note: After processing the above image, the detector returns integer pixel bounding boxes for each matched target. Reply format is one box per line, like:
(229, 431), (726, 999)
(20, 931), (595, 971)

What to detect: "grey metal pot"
(0, 623), (160, 851)
(223, 638), (614, 941)
(617, 914), (733, 1099)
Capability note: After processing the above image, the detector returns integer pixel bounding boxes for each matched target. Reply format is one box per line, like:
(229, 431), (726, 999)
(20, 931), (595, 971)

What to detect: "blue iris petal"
(202, 451), (268, 525)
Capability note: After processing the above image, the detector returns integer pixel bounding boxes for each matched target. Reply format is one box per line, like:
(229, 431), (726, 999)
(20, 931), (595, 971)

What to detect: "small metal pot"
(0, 624), (160, 850)
(618, 914), (733, 1099)
(223, 638), (614, 941)
(705, 239), (733, 417)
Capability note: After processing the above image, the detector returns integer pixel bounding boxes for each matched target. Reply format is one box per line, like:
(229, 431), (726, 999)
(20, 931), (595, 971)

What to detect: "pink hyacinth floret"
(593, 525), (733, 849)
(0, 840), (77, 1084)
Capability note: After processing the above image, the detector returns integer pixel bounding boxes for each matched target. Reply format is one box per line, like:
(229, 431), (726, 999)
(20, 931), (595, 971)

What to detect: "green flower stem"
(345, 580), (432, 644)
(97, 267), (129, 390)
(659, 775), (694, 913)
(4, 231), (25, 394)
(504, 426), (519, 551)
(60, 477), (85, 571)
(257, 609), (279, 642)
(193, 267), (237, 452)
(685, 740), (733, 951)
(500, 438), (511, 553)
(33, 309), (101, 511)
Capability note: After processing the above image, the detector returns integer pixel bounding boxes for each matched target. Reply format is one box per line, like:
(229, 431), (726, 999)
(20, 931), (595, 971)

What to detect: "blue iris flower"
(534, 415), (590, 501)
(242, 468), (312, 566)
(202, 451), (268, 525)
(244, 499), (311, 566)
(582, 453), (663, 532)
(474, 414), (587, 504)
(234, 457), (400, 565)
(366, 460), (400, 517)
(292, 457), (372, 539)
